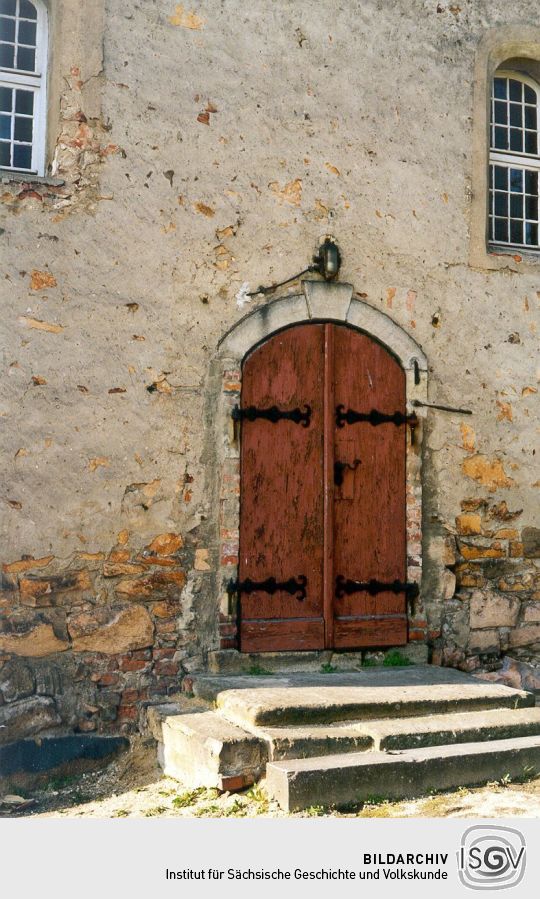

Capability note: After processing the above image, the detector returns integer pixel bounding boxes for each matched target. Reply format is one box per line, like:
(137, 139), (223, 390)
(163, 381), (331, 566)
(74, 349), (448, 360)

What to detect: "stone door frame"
(210, 280), (429, 653)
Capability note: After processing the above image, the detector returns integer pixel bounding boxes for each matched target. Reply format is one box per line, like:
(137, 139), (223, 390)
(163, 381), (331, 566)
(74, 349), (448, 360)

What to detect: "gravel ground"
(2, 740), (540, 819)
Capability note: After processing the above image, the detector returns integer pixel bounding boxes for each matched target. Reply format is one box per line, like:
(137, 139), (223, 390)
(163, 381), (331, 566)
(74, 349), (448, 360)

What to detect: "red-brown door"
(237, 322), (407, 652)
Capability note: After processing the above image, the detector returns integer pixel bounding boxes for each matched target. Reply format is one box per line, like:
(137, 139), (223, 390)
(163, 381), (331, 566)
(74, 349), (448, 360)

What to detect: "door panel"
(238, 322), (408, 652)
(239, 324), (325, 651)
(333, 328), (407, 647)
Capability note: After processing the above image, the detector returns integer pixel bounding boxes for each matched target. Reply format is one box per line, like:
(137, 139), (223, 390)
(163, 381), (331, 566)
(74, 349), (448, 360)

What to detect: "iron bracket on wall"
(227, 575), (307, 602)
(335, 575), (419, 600)
(232, 404), (312, 427)
(336, 405), (418, 429)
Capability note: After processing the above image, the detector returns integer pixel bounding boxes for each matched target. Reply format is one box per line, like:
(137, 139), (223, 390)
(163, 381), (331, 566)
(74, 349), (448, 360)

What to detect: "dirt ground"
(2, 740), (540, 819)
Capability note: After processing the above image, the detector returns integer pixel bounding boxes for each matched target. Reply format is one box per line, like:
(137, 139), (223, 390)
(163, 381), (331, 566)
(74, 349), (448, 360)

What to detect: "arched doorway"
(236, 322), (410, 652)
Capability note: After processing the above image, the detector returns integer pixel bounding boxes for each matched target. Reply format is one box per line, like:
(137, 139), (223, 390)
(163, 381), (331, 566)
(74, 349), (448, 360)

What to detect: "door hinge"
(228, 575), (307, 601)
(232, 404), (312, 427)
(335, 576), (419, 600)
(336, 405), (418, 429)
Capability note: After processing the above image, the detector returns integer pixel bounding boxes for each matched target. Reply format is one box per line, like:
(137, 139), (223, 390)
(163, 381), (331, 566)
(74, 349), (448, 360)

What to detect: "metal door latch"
(334, 458), (361, 486)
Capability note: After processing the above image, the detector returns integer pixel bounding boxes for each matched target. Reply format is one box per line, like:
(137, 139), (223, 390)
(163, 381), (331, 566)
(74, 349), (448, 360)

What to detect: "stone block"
(470, 591), (520, 628)
(523, 603), (540, 622)
(19, 570), (92, 607)
(509, 625), (540, 648)
(0, 661), (35, 703)
(114, 570), (186, 599)
(69, 605), (154, 654)
(160, 710), (267, 789)
(0, 624), (69, 658)
(0, 696), (61, 745)
(304, 280), (353, 320)
(456, 513), (482, 535)
(469, 629), (500, 653)
(523, 527), (540, 558)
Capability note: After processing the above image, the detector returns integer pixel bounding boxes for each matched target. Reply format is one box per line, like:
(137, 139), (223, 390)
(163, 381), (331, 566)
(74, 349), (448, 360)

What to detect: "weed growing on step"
(248, 664), (273, 676)
(383, 650), (413, 667)
(112, 809), (129, 817)
(245, 784), (270, 813)
(172, 787), (208, 808)
(144, 806), (168, 817)
(303, 805), (325, 816)
(361, 658), (378, 667)
(320, 663), (338, 673)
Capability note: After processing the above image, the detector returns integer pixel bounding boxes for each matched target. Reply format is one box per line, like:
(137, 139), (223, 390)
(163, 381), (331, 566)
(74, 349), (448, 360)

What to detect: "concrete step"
(357, 706), (540, 751)
(189, 667), (534, 728)
(255, 724), (374, 760)
(257, 706), (540, 759)
(206, 645), (428, 675)
(266, 735), (540, 811)
(159, 710), (267, 791)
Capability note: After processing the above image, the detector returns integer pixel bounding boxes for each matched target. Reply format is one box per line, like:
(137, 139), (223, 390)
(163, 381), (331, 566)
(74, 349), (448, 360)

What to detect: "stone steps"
(265, 735), (540, 812)
(150, 667), (540, 806)
(189, 668), (533, 728)
(258, 706), (540, 759)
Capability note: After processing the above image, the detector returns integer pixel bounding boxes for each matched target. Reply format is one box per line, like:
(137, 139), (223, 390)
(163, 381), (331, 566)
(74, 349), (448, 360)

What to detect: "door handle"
(333, 458), (361, 487)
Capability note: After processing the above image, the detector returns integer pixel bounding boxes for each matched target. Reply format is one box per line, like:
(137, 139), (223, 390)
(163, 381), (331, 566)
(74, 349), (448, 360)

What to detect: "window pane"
(525, 222), (538, 245)
(510, 169), (523, 192)
(19, 0), (37, 19)
(18, 19), (36, 46)
(494, 77), (507, 99)
(509, 103), (522, 127)
(510, 220), (523, 243)
(525, 105), (537, 129)
(0, 17), (15, 41)
(494, 191), (508, 216)
(525, 131), (537, 155)
(0, 140), (10, 165)
(14, 115), (31, 141)
(524, 84), (536, 104)
(494, 126), (508, 149)
(493, 100), (507, 125)
(494, 218), (508, 241)
(15, 89), (33, 114)
(0, 42), (15, 67)
(525, 170), (538, 194)
(0, 85), (12, 111)
(509, 79), (522, 102)
(0, 112), (10, 138)
(510, 194), (523, 218)
(510, 128), (523, 152)
(525, 195), (538, 219)
(12, 142), (31, 168)
(16, 45), (35, 70)
(0, 0), (16, 14)
(494, 166), (508, 190)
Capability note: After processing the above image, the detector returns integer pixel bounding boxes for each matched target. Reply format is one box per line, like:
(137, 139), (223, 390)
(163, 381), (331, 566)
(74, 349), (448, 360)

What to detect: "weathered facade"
(1, 1), (540, 745)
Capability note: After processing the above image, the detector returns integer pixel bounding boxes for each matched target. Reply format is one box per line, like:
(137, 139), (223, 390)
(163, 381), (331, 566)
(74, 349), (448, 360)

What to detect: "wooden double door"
(237, 322), (408, 652)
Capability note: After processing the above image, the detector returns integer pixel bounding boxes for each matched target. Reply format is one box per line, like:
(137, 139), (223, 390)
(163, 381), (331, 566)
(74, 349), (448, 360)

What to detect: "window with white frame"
(0, 0), (47, 175)
(489, 71), (540, 251)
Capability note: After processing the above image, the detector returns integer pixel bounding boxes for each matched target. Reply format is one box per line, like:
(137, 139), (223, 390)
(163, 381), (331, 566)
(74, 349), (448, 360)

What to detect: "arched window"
(0, 0), (47, 175)
(489, 71), (540, 250)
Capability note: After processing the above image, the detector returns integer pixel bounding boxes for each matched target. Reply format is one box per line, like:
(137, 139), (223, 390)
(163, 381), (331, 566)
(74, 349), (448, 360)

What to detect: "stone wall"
(1, 0), (540, 743)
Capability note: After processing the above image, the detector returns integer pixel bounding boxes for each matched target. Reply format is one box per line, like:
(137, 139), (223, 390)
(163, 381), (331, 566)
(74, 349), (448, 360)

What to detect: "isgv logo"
(458, 825), (526, 890)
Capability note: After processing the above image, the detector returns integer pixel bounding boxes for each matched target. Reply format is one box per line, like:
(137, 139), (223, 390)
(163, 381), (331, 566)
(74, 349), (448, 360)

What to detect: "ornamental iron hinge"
(336, 405), (418, 429)
(232, 404), (312, 427)
(335, 576), (419, 600)
(227, 575), (308, 601)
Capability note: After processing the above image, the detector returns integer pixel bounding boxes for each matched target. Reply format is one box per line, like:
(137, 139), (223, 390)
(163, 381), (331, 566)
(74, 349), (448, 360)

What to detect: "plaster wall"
(1, 0), (539, 738)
